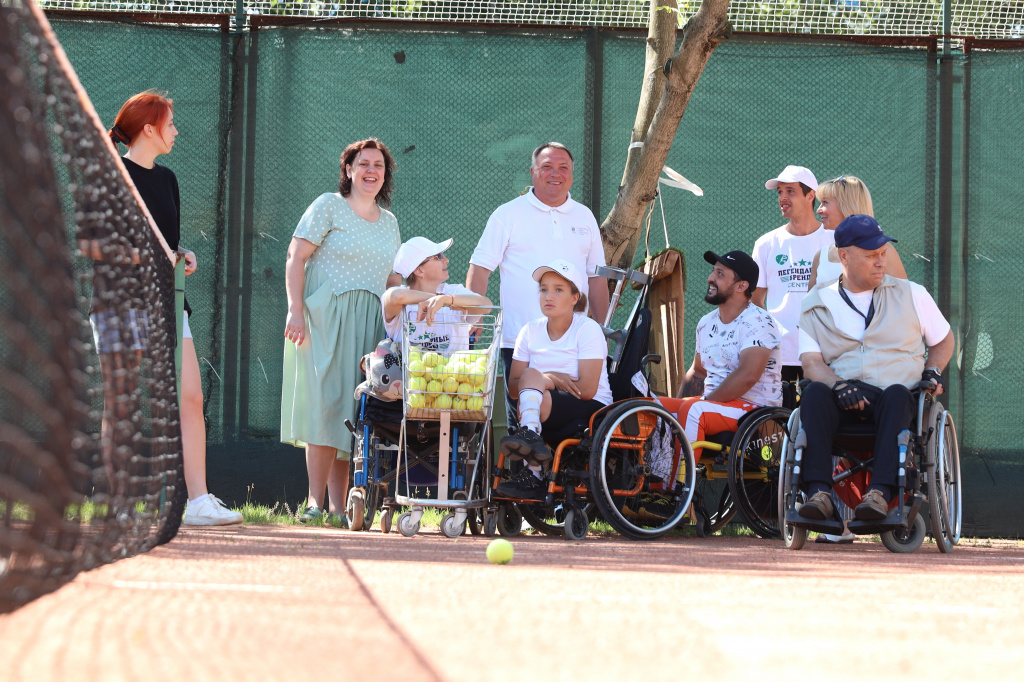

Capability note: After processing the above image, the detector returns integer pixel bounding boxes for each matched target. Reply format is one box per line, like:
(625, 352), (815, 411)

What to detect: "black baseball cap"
(834, 214), (898, 250)
(703, 250), (759, 291)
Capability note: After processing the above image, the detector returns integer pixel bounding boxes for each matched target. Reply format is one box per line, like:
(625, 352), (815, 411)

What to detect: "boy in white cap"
(383, 236), (491, 352)
(495, 258), (612, 500)
(751, 165), (833, 382)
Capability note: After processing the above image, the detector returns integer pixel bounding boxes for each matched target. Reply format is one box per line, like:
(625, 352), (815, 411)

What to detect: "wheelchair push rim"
(927, 405), (962, 552)
(726, 406), (790, 539)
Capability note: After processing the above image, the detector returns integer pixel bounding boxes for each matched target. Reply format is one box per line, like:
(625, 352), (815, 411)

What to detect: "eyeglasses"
(424, 253), (446, 262)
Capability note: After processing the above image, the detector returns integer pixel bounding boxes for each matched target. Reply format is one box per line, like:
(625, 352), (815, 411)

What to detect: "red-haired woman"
(281, 139), (402, 524)
(86, 90), (241, 525)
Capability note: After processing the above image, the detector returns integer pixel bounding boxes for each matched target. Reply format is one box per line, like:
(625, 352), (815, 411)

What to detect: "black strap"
(837, 277), (875, 328)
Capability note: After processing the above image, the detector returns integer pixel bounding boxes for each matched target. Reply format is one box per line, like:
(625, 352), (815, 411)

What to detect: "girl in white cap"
(382, 236), (491, 351)
(496, 259), (612, 500)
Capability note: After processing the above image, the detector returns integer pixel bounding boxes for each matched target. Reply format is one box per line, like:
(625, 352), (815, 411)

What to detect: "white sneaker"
(182, 495), (244, 526)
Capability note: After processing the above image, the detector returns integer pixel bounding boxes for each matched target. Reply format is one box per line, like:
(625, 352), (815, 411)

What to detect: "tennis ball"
(435, 394), (453, 410)
(442, 377), (459, 394)
(466, 396), (484, 411)
(423, 352), (442, 368)
(457, 382), (474, 396)
(486, 538), (514, 565)
(407, 350), (423, 364)
(408, 376), (426, 392)
(407, 360), (425, 377)
(426, 379), (443, 395)
(452, 396), (467, 410)
(408, 393), (426, 409)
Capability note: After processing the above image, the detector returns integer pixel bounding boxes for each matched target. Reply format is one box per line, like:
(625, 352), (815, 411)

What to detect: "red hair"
(109, 90), (173, 146)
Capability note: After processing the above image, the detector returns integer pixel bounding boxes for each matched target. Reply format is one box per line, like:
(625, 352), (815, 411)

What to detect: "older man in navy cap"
(797, 215), (955, 522)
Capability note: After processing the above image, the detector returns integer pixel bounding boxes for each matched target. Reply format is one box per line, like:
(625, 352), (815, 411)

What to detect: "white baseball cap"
(765, 165), (819, 191)
(393, 236), (453, 278)
(533, 259), (587, 295)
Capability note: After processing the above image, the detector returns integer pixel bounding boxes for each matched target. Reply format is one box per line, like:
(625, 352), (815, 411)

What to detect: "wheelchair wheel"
(779, 409), (807, 550)
(727, 407), (789, 539)
(926, 405), (962, 554)
(881, 513), (927, 553)
(497, 503), (523, 537)
(563, 505), (589, 541)
(346, 488), (366, 531)
(589, 400), (695, 540)
(380, 507), (393, 534)
(519, 502), (599, 537)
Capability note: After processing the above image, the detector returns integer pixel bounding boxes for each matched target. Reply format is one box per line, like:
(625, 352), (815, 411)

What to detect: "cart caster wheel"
(398, 511), (420, 537)
(482, 510), (498, 537)
(380, 508), (393, 534)
(441, 512), (466, 539)
(563, 505), (588, 541)
(346, 489), (365, 532)
(497, 504), (523, 537)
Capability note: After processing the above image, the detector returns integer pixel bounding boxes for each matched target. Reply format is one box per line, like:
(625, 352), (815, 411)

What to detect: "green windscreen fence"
(48, 16), (1022, 536)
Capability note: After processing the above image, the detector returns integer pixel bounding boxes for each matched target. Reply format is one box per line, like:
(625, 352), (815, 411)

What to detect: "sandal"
(299, 505), (324, 523)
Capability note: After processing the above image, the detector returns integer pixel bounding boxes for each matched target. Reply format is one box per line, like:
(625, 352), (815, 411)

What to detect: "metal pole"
(234, 0), (245, 34)
(942, 0), (951, 55)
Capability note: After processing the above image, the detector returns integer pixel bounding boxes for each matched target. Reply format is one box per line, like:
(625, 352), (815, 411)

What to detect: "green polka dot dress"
(281, 193), (400, 458)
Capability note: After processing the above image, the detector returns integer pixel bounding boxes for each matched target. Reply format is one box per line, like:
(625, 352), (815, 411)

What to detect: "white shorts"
(183, 311), (193, 340)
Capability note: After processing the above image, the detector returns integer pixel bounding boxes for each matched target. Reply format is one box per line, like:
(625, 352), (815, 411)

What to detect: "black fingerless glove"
(832, 380), (867, 409)
(922, 367), (946, 392)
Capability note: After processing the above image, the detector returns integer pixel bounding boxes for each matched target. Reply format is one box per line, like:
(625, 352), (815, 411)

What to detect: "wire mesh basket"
(401, 306), (501, 423)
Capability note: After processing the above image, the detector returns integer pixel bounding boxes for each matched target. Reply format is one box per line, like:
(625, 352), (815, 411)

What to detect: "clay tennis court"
(1, 526), (1022, 681)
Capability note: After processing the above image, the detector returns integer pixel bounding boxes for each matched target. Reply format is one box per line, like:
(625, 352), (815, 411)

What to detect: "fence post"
(234, 0), (245, 34)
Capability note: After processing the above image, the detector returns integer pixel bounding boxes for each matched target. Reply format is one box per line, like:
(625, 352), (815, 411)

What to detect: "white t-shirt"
(752, 224), (834, 366)
(383, 283), (476, 352)
(512, 313), (613, 405)
(798, 280), (951, 355)
(471, 189), (606, 348)
(695, 304), (783, 407)
(814, 243), (843, 287)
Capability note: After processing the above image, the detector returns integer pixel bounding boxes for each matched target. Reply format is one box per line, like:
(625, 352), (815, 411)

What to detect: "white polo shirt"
(471, 189), (606, 348)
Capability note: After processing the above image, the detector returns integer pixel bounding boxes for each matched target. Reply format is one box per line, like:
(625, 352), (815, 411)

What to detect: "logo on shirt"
(573, 226), (591, 238)
(776, 254), (789, 265)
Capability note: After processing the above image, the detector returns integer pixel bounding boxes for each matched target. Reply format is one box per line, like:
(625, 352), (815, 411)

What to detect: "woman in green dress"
(282, 139), (401, 523)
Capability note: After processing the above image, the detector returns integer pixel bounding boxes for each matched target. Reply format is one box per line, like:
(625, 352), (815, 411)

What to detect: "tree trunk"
(602, 0), (732, 270)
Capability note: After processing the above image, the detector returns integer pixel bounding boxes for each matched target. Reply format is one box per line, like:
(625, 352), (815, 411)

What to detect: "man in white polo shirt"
(467, 142), (610, 430)
(752, 165), (834, 382)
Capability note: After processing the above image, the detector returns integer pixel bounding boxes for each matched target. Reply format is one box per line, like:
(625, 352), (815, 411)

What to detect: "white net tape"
(37, 1), (1024, 40)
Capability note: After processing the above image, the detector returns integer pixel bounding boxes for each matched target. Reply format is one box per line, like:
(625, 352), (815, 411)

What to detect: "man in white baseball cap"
(751, 165), (832, 383)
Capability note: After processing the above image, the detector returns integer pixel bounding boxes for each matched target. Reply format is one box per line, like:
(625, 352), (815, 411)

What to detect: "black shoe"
(500, 427), (553, 463)
(495, 469), (546, 500)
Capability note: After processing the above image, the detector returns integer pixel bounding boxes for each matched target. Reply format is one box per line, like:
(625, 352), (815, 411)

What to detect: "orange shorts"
(659, 396), (757, 462)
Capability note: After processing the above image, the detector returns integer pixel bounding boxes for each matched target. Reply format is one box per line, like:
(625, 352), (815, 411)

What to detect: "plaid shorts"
(90, 307), (150, 354)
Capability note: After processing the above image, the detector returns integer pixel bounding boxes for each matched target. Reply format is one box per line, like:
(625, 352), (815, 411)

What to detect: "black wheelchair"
(779, 382), (962, 553)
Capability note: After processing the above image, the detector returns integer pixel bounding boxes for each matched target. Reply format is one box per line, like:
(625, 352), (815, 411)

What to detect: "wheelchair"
(490, 265), (698, 541)
(778, 382), (962, 553)
(686, 400), (793, 539)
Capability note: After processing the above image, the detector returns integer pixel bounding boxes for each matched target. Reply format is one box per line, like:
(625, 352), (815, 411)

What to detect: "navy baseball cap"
(834, 214), (898, 250)
(703, 250), (759, 291)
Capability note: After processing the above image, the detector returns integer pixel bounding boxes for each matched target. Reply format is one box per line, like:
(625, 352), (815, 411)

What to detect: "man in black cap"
(797, 215), (954, 522)
(663, 250), (782, 464)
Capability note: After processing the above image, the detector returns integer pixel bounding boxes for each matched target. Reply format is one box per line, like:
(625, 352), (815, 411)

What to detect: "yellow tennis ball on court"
(408, 392), (425, 409)
(486, 538), (514, 565)
(407, 360), (425, 377)
(452, 396), (467, 410)
(467, 396), (484, 411)
(442, 377), (459, 394)
(423, 352), (442, 368)
(435, 394), (453, 410)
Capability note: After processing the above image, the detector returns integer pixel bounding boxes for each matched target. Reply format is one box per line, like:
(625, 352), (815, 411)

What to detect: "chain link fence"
(42, 8), (1024, 535)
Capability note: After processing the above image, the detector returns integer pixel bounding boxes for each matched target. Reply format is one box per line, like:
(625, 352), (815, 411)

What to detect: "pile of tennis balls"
(405, 348), (491, 412)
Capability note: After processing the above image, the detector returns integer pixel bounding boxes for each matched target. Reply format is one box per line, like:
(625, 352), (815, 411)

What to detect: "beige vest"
(800, 275), (925, 389)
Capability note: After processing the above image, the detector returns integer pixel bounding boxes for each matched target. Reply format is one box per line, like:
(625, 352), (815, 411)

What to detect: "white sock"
(189, 493), (210, 505)
(518, 389), (543, 433)
(528, 463), (543, 479)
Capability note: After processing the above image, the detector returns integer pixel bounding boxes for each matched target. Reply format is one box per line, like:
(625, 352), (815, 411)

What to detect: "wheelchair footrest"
(847, 508), (911, 535)
(785, 511), (844, 535)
